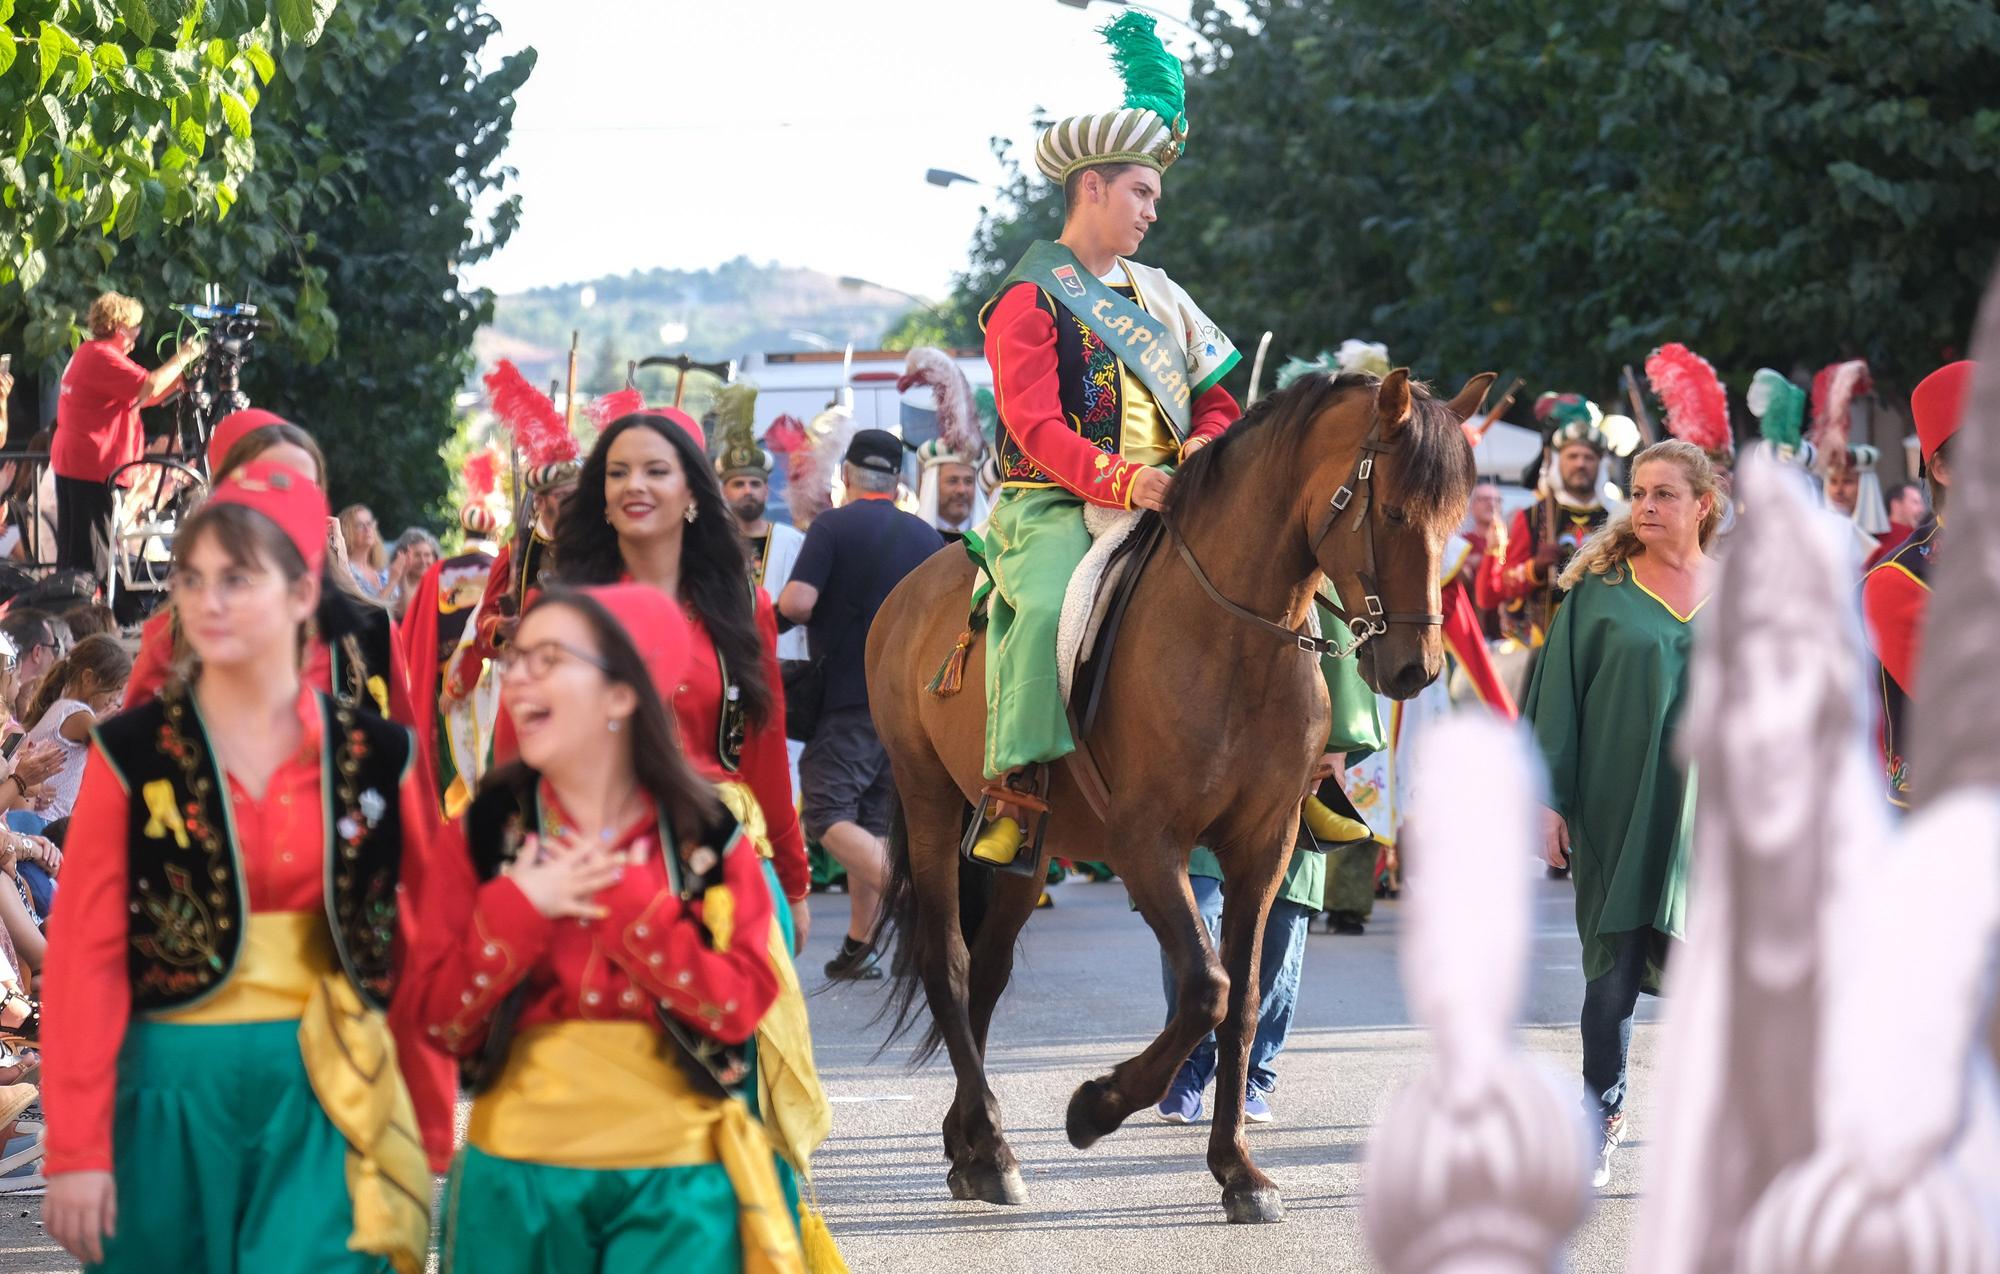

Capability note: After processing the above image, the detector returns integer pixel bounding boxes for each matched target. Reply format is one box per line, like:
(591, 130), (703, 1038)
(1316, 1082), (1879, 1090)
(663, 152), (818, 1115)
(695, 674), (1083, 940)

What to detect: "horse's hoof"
(947, 1164), (1027, 1206)
(1065, 1078), (1119, 1150)
(1222, 1186), (1286, 1224)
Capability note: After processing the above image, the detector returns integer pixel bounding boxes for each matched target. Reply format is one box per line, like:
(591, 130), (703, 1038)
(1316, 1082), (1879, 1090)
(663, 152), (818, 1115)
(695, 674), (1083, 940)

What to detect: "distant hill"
(475, 257), (917, 391)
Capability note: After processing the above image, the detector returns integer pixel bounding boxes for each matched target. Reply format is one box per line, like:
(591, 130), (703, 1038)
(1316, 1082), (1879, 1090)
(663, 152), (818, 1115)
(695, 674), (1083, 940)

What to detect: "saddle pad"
(1057, 506), (1142, 703)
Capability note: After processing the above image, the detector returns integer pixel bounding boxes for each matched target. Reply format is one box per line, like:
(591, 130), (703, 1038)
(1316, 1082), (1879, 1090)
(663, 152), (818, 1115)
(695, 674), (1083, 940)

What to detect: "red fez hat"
(581, 584), (692, 701)
(1912, 360), (1975, 464)
(208, 460), (330, 575)
(206, 408), (292, 474)
(656, 408), (705, 450)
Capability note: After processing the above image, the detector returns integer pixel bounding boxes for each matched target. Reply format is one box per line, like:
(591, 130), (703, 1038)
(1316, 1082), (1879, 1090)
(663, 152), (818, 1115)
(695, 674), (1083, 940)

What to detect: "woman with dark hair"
(414, 584), (799, 1273)
(39, 460), (434, 1272)
(124, 414), (419, 740)
(0, 430), (56, 564)
(552, 412), (809, 936)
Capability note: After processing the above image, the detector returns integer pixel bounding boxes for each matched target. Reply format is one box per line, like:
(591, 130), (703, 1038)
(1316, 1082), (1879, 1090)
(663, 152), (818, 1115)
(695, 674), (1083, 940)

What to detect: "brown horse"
(864, 368), (1489, 1224)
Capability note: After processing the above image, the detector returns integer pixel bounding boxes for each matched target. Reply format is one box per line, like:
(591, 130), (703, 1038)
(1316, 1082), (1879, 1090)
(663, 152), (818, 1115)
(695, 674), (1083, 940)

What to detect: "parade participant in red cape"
(1460, 479), (1506, 641)
(402, 452), (507, 821)
(53, 292), (206, 584)
(549, 409), (811, 942)
(970, 11), (1243, 865)
(411, 584), (802, 1273)
(451, 361), (585, 706)
(1861, 360), (1972, 808)
(1865, 481), (1928, 571)
(1476, 392), (1617, 649)
(41, 461), (433, 1272)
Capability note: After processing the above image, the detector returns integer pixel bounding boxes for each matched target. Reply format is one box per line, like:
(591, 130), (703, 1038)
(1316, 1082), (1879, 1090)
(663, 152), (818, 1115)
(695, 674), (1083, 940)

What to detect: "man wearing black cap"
(778, 429), (943, 978)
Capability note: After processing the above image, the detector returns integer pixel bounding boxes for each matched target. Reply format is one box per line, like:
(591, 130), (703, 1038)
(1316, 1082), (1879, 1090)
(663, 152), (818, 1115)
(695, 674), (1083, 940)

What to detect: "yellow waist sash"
(469, 1021), (802, 1272)
(154, 910), (333, 1024)
(151, 911), (429, 1274)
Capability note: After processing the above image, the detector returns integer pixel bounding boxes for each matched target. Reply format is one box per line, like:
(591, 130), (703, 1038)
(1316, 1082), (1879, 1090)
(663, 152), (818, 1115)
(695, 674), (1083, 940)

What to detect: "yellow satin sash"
(468, 1020), (802, 1273)
(153, 912), (429, 1274)
(715, 781), (832, 1177)
(155, 911), (332, 1024)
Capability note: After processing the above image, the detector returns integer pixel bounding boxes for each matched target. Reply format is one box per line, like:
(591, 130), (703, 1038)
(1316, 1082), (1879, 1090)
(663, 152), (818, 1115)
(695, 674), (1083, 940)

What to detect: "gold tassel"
(926, 629), (976, 699)
(800, 1204), (849, 1274)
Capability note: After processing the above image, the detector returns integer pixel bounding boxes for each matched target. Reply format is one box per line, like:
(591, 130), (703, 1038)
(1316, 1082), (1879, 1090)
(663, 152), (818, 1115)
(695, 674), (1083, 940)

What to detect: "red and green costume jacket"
(980, 272), (1240, 506)
(1861, 515), (1939, 807)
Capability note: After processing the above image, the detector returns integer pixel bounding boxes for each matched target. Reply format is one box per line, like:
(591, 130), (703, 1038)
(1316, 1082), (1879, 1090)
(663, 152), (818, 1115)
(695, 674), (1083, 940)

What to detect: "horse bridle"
(1168, 414), (1444, 660)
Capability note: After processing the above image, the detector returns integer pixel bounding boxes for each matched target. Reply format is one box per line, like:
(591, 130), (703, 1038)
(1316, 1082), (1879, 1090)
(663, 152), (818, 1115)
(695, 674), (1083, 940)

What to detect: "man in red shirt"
(53, 292), (204, 584)
(1861, 360), (1971, 807)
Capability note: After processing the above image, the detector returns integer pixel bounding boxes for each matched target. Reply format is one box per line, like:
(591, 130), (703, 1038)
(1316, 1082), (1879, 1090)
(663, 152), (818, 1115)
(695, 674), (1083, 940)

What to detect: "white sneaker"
(1591, 1113), (1626, 1189)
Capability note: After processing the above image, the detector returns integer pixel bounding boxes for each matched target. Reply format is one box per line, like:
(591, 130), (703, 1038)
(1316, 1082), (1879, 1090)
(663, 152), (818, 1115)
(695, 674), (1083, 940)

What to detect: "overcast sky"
(461, 0), (1217, 302)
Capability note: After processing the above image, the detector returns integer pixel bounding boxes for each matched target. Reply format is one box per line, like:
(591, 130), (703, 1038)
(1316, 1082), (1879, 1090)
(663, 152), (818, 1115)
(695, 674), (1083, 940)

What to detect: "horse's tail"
(869, 797), (991, 1066)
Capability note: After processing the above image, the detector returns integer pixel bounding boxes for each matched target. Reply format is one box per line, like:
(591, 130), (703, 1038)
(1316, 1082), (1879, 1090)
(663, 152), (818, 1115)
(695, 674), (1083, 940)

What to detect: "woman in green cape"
(1524, 439), (1720, 1189)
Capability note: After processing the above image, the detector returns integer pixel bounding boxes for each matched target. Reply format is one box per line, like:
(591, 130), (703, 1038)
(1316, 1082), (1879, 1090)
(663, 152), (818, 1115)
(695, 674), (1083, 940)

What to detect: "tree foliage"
(5, 0), (531, 532)
(0, 0), (336, 354)
(944, 0), (2000, 414)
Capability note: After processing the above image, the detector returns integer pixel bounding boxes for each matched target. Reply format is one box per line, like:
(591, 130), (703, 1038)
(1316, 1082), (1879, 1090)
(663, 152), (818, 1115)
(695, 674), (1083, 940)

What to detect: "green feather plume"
(1747, 368), (1806, 449)
(1101, 11), (1185, 127)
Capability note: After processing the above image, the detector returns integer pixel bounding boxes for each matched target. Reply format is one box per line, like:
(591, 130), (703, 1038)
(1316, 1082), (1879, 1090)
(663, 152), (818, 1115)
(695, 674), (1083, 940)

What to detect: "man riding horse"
(972, 10), (1242, 866)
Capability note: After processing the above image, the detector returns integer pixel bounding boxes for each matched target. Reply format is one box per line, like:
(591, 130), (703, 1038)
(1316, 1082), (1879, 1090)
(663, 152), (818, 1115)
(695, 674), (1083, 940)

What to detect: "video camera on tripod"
(171, 284), (266, 465)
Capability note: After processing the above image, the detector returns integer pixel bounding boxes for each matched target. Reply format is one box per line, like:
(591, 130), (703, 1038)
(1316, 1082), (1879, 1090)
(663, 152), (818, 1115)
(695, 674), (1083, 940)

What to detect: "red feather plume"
(483, 359), (577, 467)
(461, 450), (498, 502)
(1645, 343), (1733, 455)
(1809, 359), (1873, 464)
(588, 388), (647, 429)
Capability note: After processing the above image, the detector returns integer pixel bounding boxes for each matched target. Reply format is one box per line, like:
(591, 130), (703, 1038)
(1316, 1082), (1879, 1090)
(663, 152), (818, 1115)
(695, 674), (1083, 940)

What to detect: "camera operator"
(53, 293), (204, 585)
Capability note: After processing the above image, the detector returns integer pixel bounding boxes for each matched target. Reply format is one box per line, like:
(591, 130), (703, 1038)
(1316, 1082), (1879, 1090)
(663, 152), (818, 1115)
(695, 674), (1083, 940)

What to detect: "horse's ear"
(1376, 368), (1414, 432)
(1444, 372), (1499, 421)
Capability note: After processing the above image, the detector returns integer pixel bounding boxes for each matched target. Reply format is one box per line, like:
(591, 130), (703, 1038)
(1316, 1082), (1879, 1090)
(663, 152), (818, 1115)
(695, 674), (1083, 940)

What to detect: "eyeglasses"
(495, 640), (609, 682)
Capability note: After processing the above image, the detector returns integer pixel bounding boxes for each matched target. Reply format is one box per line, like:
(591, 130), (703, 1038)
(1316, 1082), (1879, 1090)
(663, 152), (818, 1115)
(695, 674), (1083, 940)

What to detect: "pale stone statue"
(1629, 453), (1876, 1273)
(1363, 715), (1589, 1273)
(1735, 274), (2000, 1270)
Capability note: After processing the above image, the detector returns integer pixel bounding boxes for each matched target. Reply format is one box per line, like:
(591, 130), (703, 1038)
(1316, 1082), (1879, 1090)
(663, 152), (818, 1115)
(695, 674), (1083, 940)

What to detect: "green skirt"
(94, 1019), (388, 1274)
(442, 1145), (741, 1274)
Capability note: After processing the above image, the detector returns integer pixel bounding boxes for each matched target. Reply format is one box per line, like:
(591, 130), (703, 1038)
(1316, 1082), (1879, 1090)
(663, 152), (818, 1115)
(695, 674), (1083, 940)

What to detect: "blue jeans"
(1580, 929), (1649, 1121)
(1160, 875), (1312, 1096)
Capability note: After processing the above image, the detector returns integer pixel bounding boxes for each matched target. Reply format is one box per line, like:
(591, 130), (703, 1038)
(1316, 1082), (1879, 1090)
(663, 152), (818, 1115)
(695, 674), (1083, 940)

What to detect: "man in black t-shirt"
(778, 429), (943, 978)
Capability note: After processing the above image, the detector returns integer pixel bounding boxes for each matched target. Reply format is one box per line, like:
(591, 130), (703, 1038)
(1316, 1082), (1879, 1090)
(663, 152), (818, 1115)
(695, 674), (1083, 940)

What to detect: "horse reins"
(1167, 415), (1443, 660)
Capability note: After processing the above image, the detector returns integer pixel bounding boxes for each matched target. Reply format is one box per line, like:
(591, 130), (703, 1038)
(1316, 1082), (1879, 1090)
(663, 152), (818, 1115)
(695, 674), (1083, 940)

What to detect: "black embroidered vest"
(982, 281), (1137, 485)
(320, 587), (397, 718)
(460, 776), (750, 1099)
(93, 687), (412, 1014)
(1868, 516), (1939, 808)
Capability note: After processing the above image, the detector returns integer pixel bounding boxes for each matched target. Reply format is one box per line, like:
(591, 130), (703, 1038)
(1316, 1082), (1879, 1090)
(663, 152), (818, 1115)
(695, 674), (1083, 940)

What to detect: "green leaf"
(92, 43), (127, 72)
(34, 94), (70, 144)
(274, 0), (335, 45)
(221, 90), (251, 139)
(114, 183), (140, 237)
(0, 31), (15, 79)
(17, 247), (46, 293)
(119, 0), (156, 44)
(176, 115), (206, 155)
(38, 24), (66, 89)
(213, 178), (235, 216)
(71, 49), (94, 95)
(242, 43), (275, 84)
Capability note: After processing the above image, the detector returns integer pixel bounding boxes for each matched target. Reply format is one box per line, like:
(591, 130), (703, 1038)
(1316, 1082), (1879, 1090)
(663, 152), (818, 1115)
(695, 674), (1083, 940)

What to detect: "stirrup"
(960, 769), (1050, 878)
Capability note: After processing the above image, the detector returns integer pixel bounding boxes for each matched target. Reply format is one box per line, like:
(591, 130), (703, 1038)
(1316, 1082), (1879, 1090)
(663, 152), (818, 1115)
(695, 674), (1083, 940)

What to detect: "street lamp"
(925, 168), (978, 188)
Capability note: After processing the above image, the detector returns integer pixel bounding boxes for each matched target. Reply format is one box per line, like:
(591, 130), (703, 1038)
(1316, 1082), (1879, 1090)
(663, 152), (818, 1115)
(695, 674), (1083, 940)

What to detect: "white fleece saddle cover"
(1056, 506), (1145, 703)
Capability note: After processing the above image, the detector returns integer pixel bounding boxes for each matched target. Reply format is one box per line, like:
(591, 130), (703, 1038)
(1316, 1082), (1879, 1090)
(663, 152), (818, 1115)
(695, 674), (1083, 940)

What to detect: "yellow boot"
(970, 816), (1024, 866)
(1303, 795), (1371, 844)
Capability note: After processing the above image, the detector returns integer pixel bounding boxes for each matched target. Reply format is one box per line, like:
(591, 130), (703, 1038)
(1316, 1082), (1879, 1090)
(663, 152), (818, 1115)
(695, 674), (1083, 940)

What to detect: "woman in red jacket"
(40, 461), (433, 1272)
(549, 412), (809, 945)
(414, 584), (798, 1272)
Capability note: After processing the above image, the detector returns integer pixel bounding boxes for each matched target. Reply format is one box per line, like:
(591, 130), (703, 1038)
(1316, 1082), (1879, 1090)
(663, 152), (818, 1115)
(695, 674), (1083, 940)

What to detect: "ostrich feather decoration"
(1809, 359), (1873, 465)
(461, 450), (498, 502)
(897, 348), (983, 462)
(789, 404), (858, 524)
(1102, 10), (1185, 126)
(587, 388), (647, 429)
(1645, 342), (1733, 456)
(1336, 339), (1391, 379)
(1599, 414), (1642, 459)
(483, 359), (578, 468)
(1746, 369), (1807, 450)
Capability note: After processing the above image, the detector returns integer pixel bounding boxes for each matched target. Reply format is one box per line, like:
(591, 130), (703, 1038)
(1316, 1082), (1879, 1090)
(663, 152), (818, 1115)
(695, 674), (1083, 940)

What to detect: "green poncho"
(1524, 567), (1698, 987)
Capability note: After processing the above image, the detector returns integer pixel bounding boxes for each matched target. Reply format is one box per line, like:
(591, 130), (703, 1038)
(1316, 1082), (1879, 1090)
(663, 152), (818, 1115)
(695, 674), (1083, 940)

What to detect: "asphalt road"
(0, 870), (1656, 1272)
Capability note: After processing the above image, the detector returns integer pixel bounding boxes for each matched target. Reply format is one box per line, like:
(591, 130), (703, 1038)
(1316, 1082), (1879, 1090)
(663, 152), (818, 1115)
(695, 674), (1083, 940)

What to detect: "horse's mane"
(1167, 371), (1475, 540)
